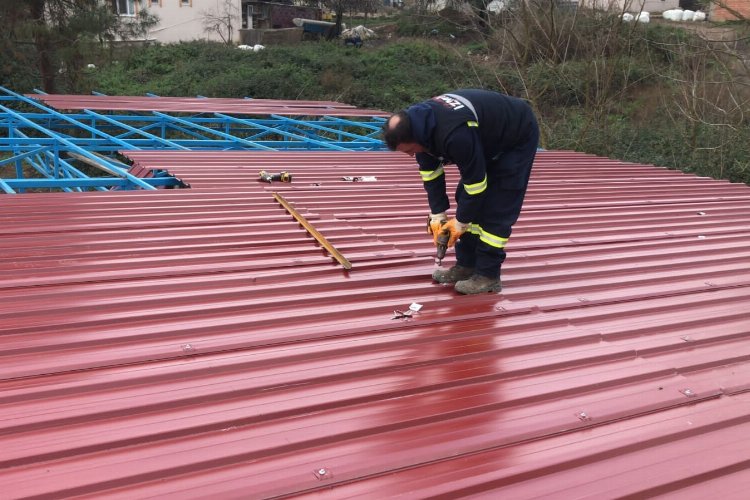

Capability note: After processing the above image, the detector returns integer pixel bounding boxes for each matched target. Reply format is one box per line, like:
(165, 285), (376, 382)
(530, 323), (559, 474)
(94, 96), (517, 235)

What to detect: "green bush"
(547, 106), (750, 185)
(91, 40), (494, 112)
(640, 24), (695, 65)
(395, 11), (457, 37)
(523, 56), (656, 109)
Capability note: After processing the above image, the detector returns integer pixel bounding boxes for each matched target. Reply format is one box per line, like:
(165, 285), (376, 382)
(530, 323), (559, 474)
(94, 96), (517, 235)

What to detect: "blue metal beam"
(81, 110), (190, 150)
(4, 88), (138, 150)
(13, 113), (385, 148)
(151, 111), (276, 150)
(0, 103), (156, 190)
(1, 87), (389, 192)
(269, 114), (384, 142)
(214, 113), (350, 151)
(9, 128), (105, 192)
(0, 147), (49, 167)
(0, 178), (16, 194)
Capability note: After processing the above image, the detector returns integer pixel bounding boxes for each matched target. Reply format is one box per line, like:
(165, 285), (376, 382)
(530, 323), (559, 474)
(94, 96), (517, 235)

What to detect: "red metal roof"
(2, 150), (750, 498)
(25, 94), (390, 117)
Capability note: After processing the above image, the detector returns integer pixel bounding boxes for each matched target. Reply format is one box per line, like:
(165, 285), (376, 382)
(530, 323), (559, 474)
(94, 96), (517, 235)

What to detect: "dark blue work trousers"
(454, 124), (539, 279)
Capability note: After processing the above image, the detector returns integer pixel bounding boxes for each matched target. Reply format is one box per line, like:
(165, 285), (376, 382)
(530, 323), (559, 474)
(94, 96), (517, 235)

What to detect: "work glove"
(426, 212), (448, 236)
(440, 218), (469, 248)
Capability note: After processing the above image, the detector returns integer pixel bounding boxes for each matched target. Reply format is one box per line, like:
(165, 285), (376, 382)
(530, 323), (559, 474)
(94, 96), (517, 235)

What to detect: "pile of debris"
(662, 9), (707, 22)
(237, 44), (266, 52)
(340, 25), (376, 47)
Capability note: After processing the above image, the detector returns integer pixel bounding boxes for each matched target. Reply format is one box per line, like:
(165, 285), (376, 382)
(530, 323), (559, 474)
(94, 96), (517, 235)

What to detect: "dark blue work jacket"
(407, 89), (536, 223)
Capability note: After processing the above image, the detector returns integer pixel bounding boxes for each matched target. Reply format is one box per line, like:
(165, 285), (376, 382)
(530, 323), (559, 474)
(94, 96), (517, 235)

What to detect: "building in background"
(112, 0), (323, 43)
(576, 0), (680, 13)
(708, 0), (750, 21)
(114, 0), (243, 43)
(241, 1), (320, 30)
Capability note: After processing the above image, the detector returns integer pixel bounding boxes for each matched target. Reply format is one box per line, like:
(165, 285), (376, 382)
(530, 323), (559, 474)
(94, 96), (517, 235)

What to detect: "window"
(115, 0), (136, 16)
(180, 0), (192, 6)
(151, 0), (160, 6)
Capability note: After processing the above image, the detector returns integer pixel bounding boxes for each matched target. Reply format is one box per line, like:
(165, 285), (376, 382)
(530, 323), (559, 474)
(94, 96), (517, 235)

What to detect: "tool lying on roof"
(341, 176), (377, 182)
(259, 170), (292, 183)
(273, 192), (352, 270)
(392, 302), (423, 320)
(392, 309), (413, 320)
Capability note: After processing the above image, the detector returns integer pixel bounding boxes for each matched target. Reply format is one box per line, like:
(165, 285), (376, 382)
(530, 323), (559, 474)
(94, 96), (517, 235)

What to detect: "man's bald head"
(382, 111), (415, 151)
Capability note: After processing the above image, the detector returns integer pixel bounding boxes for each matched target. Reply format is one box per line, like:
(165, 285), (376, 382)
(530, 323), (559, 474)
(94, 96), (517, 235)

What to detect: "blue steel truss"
(0, 86), (387, 194)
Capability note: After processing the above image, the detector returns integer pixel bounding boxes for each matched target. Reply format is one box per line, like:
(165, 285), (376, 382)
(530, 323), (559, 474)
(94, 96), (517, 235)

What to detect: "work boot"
(432, 265), (474, 284)
(455, 274), (502, 294)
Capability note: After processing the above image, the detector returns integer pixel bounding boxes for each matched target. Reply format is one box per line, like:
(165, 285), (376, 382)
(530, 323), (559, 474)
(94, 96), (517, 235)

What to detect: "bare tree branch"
(201, 0), (239, 45)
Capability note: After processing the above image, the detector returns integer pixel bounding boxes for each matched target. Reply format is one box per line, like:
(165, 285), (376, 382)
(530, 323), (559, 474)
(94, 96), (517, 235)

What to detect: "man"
(382, 89), (539, 294)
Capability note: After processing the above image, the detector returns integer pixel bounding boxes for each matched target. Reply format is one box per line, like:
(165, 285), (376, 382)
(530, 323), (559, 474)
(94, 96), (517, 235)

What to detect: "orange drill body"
(435, 228), (450, 265)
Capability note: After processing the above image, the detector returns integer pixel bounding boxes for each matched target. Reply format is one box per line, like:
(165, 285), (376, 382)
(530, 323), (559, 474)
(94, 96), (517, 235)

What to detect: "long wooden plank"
(273, 192), (353, 270)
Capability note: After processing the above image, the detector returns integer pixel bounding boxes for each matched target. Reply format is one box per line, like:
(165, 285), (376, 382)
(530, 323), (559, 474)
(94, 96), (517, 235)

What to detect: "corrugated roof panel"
(25, 94), (390, 117)
(1, 150), (749, 498)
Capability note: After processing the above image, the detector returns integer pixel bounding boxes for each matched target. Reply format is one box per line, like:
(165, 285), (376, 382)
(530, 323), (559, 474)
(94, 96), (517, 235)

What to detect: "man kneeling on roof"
(382, 89), (539, 294)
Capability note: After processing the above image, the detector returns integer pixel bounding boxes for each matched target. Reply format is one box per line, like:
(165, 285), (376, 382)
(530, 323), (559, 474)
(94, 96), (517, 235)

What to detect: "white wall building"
(422, 0), (678, 14)
(113, 0), (244, 43)
(576, 0), (679, 13)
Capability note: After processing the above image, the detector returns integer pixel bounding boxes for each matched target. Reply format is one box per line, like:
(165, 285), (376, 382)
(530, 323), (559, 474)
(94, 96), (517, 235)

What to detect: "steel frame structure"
(0, 87), (386, 194)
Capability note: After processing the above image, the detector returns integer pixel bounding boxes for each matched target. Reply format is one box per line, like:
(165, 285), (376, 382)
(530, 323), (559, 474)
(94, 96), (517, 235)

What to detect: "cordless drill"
(435, 227), (450, 266)
(258, 170), (292, 183)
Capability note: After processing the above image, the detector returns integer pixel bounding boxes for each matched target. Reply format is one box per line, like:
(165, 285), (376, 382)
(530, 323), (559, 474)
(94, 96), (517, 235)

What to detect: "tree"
(201, 0), (240, 45)
(355, 0), (380, 23)
(3, 1), (158, 93)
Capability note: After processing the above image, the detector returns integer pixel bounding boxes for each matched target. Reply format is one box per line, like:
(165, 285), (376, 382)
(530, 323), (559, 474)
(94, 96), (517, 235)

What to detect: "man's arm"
(416, 152), (450, 214)
(444, 127), (487, 224)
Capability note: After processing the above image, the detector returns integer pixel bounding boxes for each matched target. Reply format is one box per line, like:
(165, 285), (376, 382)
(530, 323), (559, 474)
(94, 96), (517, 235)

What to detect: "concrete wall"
(629, 0), (680, 12)
(578, 0), (680, 13)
